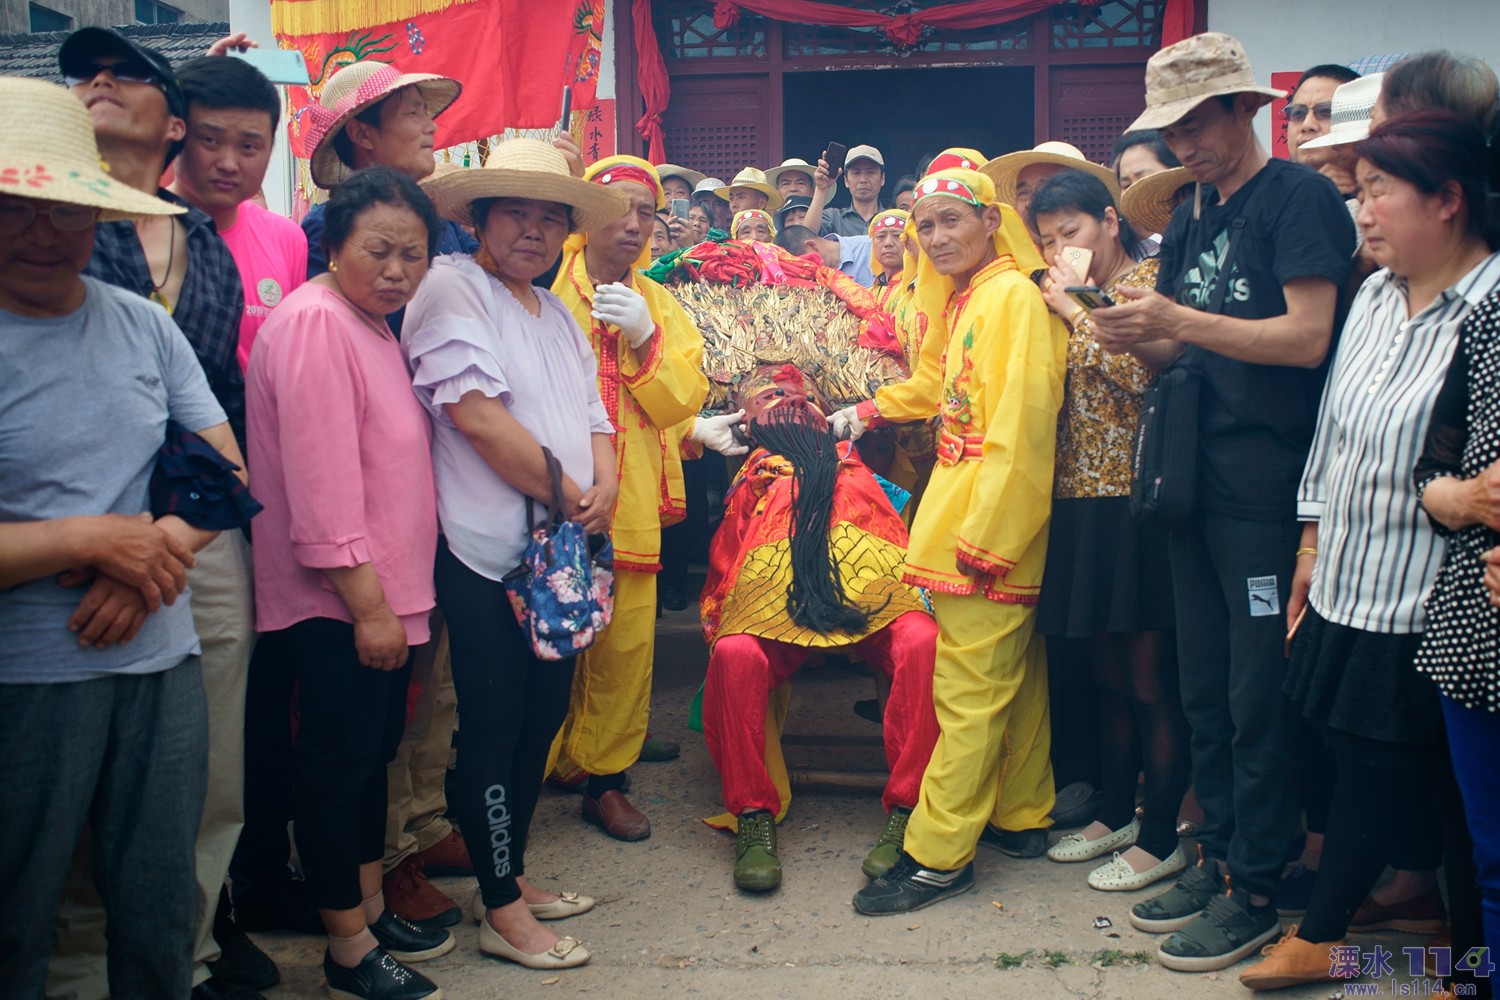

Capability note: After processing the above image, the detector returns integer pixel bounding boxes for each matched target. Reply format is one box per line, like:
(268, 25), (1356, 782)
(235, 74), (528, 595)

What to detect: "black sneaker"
(1157, 883), (1280, 972)
(323, 947), (441, 1000)
(1129, 846), (1223, 933)
(211, 885), (280, 990)
(977, 824), (1048, 858)
(369, 910), (456, 963)
(852, 851), (974, 915)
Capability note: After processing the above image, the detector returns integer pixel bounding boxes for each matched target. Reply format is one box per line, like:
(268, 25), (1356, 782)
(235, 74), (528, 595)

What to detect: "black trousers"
(1169, 511), (1301, 898)
(231, 628), (299, 896)
(436, 541), (576, 910)
(284, 617), (411, 911)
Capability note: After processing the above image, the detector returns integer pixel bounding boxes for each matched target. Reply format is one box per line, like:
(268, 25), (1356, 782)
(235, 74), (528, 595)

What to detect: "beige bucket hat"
(1119, 166), (1195, 236)
(714, 166), (785, 211)
(0, 76), (183, 221)
(981, 141), (1121, 208)
(765, 157), (816, 190)
(305, 60), (462, 189)
(656, 163), (706, 188)
(422, 137), (629, 233)
(1300, 74), (1384, 150)
(1128, 32), (1284, 133)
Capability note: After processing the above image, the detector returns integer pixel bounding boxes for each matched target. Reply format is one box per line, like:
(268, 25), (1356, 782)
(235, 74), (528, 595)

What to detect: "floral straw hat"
(422, 137), (629, 233)
(1127, 31), (1284, 133)
(0, 76), (184, 221)
(305, 60), (462, 189)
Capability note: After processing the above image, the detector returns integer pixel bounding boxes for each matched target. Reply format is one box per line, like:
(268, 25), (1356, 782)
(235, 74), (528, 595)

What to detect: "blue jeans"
(1441, 692), (1500, 953)
(0, 658), (207, 998)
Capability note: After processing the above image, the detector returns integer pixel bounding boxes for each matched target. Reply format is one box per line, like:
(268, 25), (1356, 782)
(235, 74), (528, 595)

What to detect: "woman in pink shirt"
(246, 168), (446, 1000)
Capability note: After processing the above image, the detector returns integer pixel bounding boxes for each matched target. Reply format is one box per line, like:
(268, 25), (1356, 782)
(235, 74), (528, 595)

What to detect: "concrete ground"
(257, 603), (1441, 1000)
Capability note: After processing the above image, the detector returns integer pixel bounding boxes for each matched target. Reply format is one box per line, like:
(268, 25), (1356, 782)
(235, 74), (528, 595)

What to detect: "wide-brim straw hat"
(1300, 73), (1384, 150)
(423, 138), (629, 233)
(0, 76), (184, 222)
(1128, 32), (1283, 133)
(981, 141), (1121, 208)
(714, 166), (785, 211)
(1119, 166), (1195, 236)
(306, 60), (461, 189)
(656, 163), (706, 188)
(765, 157), (815, 190)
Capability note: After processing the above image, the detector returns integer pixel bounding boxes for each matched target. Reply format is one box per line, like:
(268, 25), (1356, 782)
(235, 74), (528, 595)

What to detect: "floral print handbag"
(501, 447), (615, 660)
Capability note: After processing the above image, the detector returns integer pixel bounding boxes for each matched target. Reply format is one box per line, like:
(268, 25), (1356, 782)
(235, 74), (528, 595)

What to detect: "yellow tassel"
(271, 0), (482, 37)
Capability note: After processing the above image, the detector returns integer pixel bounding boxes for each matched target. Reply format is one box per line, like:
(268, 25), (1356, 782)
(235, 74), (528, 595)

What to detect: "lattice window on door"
(654, 0), (767, 60)
(664, 124), (761, 179)
(782, 19), (1029, 58)
(1051, 0), (1163, 49)
(1060, 114), (1136, 164)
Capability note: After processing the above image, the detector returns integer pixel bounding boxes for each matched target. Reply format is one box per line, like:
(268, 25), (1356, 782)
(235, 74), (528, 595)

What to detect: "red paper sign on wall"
(1269, 71), (1301, 160)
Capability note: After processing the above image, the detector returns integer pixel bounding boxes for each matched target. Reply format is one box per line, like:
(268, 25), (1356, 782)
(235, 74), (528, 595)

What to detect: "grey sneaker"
(1157, 884), (1280, 972)
(1129, 846), (1223, 933)
(852, 852), (974, 916)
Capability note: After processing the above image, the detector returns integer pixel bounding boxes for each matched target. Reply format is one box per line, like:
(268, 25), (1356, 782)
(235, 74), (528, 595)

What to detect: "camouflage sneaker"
(1130, 844), (1223, 933)
(861, 806), (911, 879)
(734, 810), (781, 892)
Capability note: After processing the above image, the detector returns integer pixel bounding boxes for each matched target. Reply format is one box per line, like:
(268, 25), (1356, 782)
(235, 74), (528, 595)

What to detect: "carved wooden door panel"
(662, 75), (771, 178)
(1049, 64), (1148, 164)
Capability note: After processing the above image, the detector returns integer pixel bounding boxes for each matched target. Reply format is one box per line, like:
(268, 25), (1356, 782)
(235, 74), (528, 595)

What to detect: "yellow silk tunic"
(902, 256), (1066, 603)
(553, 249), (708, 571)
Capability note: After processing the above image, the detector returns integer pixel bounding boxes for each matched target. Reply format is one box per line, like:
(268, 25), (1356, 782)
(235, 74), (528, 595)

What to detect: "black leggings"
(436, 541), (576, 909)
(285, 617), (412, 911)
(1298, 727), (1488, 996)
(1093, 630), (1191, 861)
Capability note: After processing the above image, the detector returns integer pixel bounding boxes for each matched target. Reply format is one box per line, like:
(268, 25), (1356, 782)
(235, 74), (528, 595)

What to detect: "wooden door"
(1048, 64), (1149, 164)
(661, 75), (770, 178)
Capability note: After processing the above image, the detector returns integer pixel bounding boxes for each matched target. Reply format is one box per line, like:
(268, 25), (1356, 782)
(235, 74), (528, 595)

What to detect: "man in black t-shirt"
(1090, 32), (1355, 974)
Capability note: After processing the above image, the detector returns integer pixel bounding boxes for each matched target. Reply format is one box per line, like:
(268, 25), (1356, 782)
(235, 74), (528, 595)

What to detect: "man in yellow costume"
(551, 156), (719, 839)
(839, 166), (1067, 915)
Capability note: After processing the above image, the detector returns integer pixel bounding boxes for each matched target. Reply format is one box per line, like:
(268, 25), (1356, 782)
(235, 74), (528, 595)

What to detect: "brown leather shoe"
(382, 857), (461, 930)
(582, 789), (651, 841)
(413, 828), (473, 877)
(1239, 927), (1343, 991)
(1349, 888), (1447, 933)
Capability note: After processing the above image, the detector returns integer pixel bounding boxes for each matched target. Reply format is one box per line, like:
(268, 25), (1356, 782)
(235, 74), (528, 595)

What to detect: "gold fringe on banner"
(271, 0), (483, 37)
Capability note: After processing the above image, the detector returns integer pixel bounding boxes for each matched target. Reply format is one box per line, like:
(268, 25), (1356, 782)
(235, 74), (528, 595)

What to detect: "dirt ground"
(256, 605), (1439, 1000)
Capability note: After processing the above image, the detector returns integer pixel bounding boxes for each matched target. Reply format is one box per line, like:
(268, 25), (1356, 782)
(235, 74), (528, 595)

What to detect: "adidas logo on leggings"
(485, 785), (513, 878)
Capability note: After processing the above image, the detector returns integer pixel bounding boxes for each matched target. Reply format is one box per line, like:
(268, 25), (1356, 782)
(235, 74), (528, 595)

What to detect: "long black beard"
(749, 406), (875, 636)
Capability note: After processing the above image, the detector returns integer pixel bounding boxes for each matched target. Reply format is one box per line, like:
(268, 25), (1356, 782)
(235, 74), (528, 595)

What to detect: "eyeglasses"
(1283, 102), (1335, 124)
(64, 60), (161, 89)
(0, 200), (101, 234)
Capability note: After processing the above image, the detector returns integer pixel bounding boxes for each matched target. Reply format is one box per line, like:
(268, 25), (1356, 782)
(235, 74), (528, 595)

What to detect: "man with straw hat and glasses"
(0, 75), (246, 998)
(1087, 32), (1355, 972)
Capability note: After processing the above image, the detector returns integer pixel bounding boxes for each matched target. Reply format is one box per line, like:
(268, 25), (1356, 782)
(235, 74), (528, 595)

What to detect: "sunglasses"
(1282, 102), (1335, 124)
(64, 60), (162, 89)
(0, 200), (101, 234)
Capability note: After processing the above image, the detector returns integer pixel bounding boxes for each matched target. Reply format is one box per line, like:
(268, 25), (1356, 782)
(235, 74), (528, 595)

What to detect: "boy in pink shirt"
(170, 56), (306, 370)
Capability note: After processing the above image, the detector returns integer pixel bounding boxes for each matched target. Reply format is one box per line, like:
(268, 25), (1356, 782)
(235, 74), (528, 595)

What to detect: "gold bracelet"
(1295, 547), (1318, 557)
(1068, 307), (1087, 328)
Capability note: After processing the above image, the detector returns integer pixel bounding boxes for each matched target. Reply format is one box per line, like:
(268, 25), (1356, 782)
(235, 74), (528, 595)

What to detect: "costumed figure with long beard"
(698, 364), (940, 892)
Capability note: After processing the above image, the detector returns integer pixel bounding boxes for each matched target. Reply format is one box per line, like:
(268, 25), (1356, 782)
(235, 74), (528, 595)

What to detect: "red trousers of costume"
(703, 611), (939, 816)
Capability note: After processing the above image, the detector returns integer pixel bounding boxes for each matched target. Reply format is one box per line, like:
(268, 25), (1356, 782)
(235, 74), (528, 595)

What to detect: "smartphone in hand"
(824, 142), (848, 176)
(1064, 286), (1117, 312)
(670, 198), (692, 219)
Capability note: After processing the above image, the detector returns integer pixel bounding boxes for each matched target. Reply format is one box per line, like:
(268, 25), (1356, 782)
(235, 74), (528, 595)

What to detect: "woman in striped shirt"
(1243, 110), (1500, 993)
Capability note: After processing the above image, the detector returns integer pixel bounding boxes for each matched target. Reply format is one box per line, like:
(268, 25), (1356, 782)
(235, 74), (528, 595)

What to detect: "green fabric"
(688, 680), (705, 733)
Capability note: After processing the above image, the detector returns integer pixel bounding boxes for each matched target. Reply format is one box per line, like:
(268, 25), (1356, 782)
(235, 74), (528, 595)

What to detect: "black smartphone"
(670, 198), (691, 219)
(557, 85), (572, 132)
(824, 142), (848, 176)
(1064, 285), (1116, 311)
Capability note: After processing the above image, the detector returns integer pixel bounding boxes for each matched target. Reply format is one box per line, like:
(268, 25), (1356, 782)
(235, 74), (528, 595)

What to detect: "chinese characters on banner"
(1269, 70), (1300, 159)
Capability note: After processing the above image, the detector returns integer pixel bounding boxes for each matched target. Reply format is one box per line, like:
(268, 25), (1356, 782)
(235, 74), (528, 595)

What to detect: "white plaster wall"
(227, 0), (293, 215)
(1209, 0), (1500, 148)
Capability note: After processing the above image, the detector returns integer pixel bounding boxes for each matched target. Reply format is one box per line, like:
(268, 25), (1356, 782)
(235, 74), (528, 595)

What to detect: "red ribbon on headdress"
(593, 163), (658, 193)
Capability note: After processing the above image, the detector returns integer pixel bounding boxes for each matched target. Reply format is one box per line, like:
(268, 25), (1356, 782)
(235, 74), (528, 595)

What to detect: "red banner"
(272, 0), (606, 157)
(1270, 70), (1300, 159)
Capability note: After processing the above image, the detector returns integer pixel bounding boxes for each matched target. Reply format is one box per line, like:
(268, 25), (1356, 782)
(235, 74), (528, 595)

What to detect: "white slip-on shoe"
(478, 919), (590, 969)
(1087, 842), (1190, 892)
(1047, 817), (1139, 863)
(471, 887), (596, 924)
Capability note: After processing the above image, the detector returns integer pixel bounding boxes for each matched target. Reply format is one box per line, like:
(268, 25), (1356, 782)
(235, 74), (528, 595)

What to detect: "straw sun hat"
(1127, 32), (1284, 133)
(422, 138), (628, 233)
(0, 76), (183, 221)
(656, 163), (706, 188)
(1119, 166), (1195, 237)
(981, 141), (1121, 208)
(714, 166), (785, 211)
(305, 60), (461, 189)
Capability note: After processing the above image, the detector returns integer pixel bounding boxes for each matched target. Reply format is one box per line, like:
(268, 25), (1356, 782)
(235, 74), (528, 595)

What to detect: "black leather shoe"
(369, 910), (456, 963)
(322, 947), (440, 1000)
(978, 824), (1049, 858)
(190, 977), (264, 1000)
(660, 587), (688, 611)
(211, 885), (279, 990)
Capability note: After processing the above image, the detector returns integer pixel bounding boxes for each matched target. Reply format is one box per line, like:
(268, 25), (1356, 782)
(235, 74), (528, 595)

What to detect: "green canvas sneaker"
(862, 806), (912, 878)
(1130, 845), (1223, 932)
(734, 810), (781, 891)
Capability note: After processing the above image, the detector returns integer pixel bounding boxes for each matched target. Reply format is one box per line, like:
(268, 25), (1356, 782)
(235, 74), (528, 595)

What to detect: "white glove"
(592, 282), (655, 348)
(829, 405), (868, 442)
(690, 410), (749, 456)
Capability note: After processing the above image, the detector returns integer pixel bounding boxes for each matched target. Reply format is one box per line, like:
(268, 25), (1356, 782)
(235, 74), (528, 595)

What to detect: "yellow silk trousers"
(551, 569), (657, 778)
(903, 591), (1055, 870)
